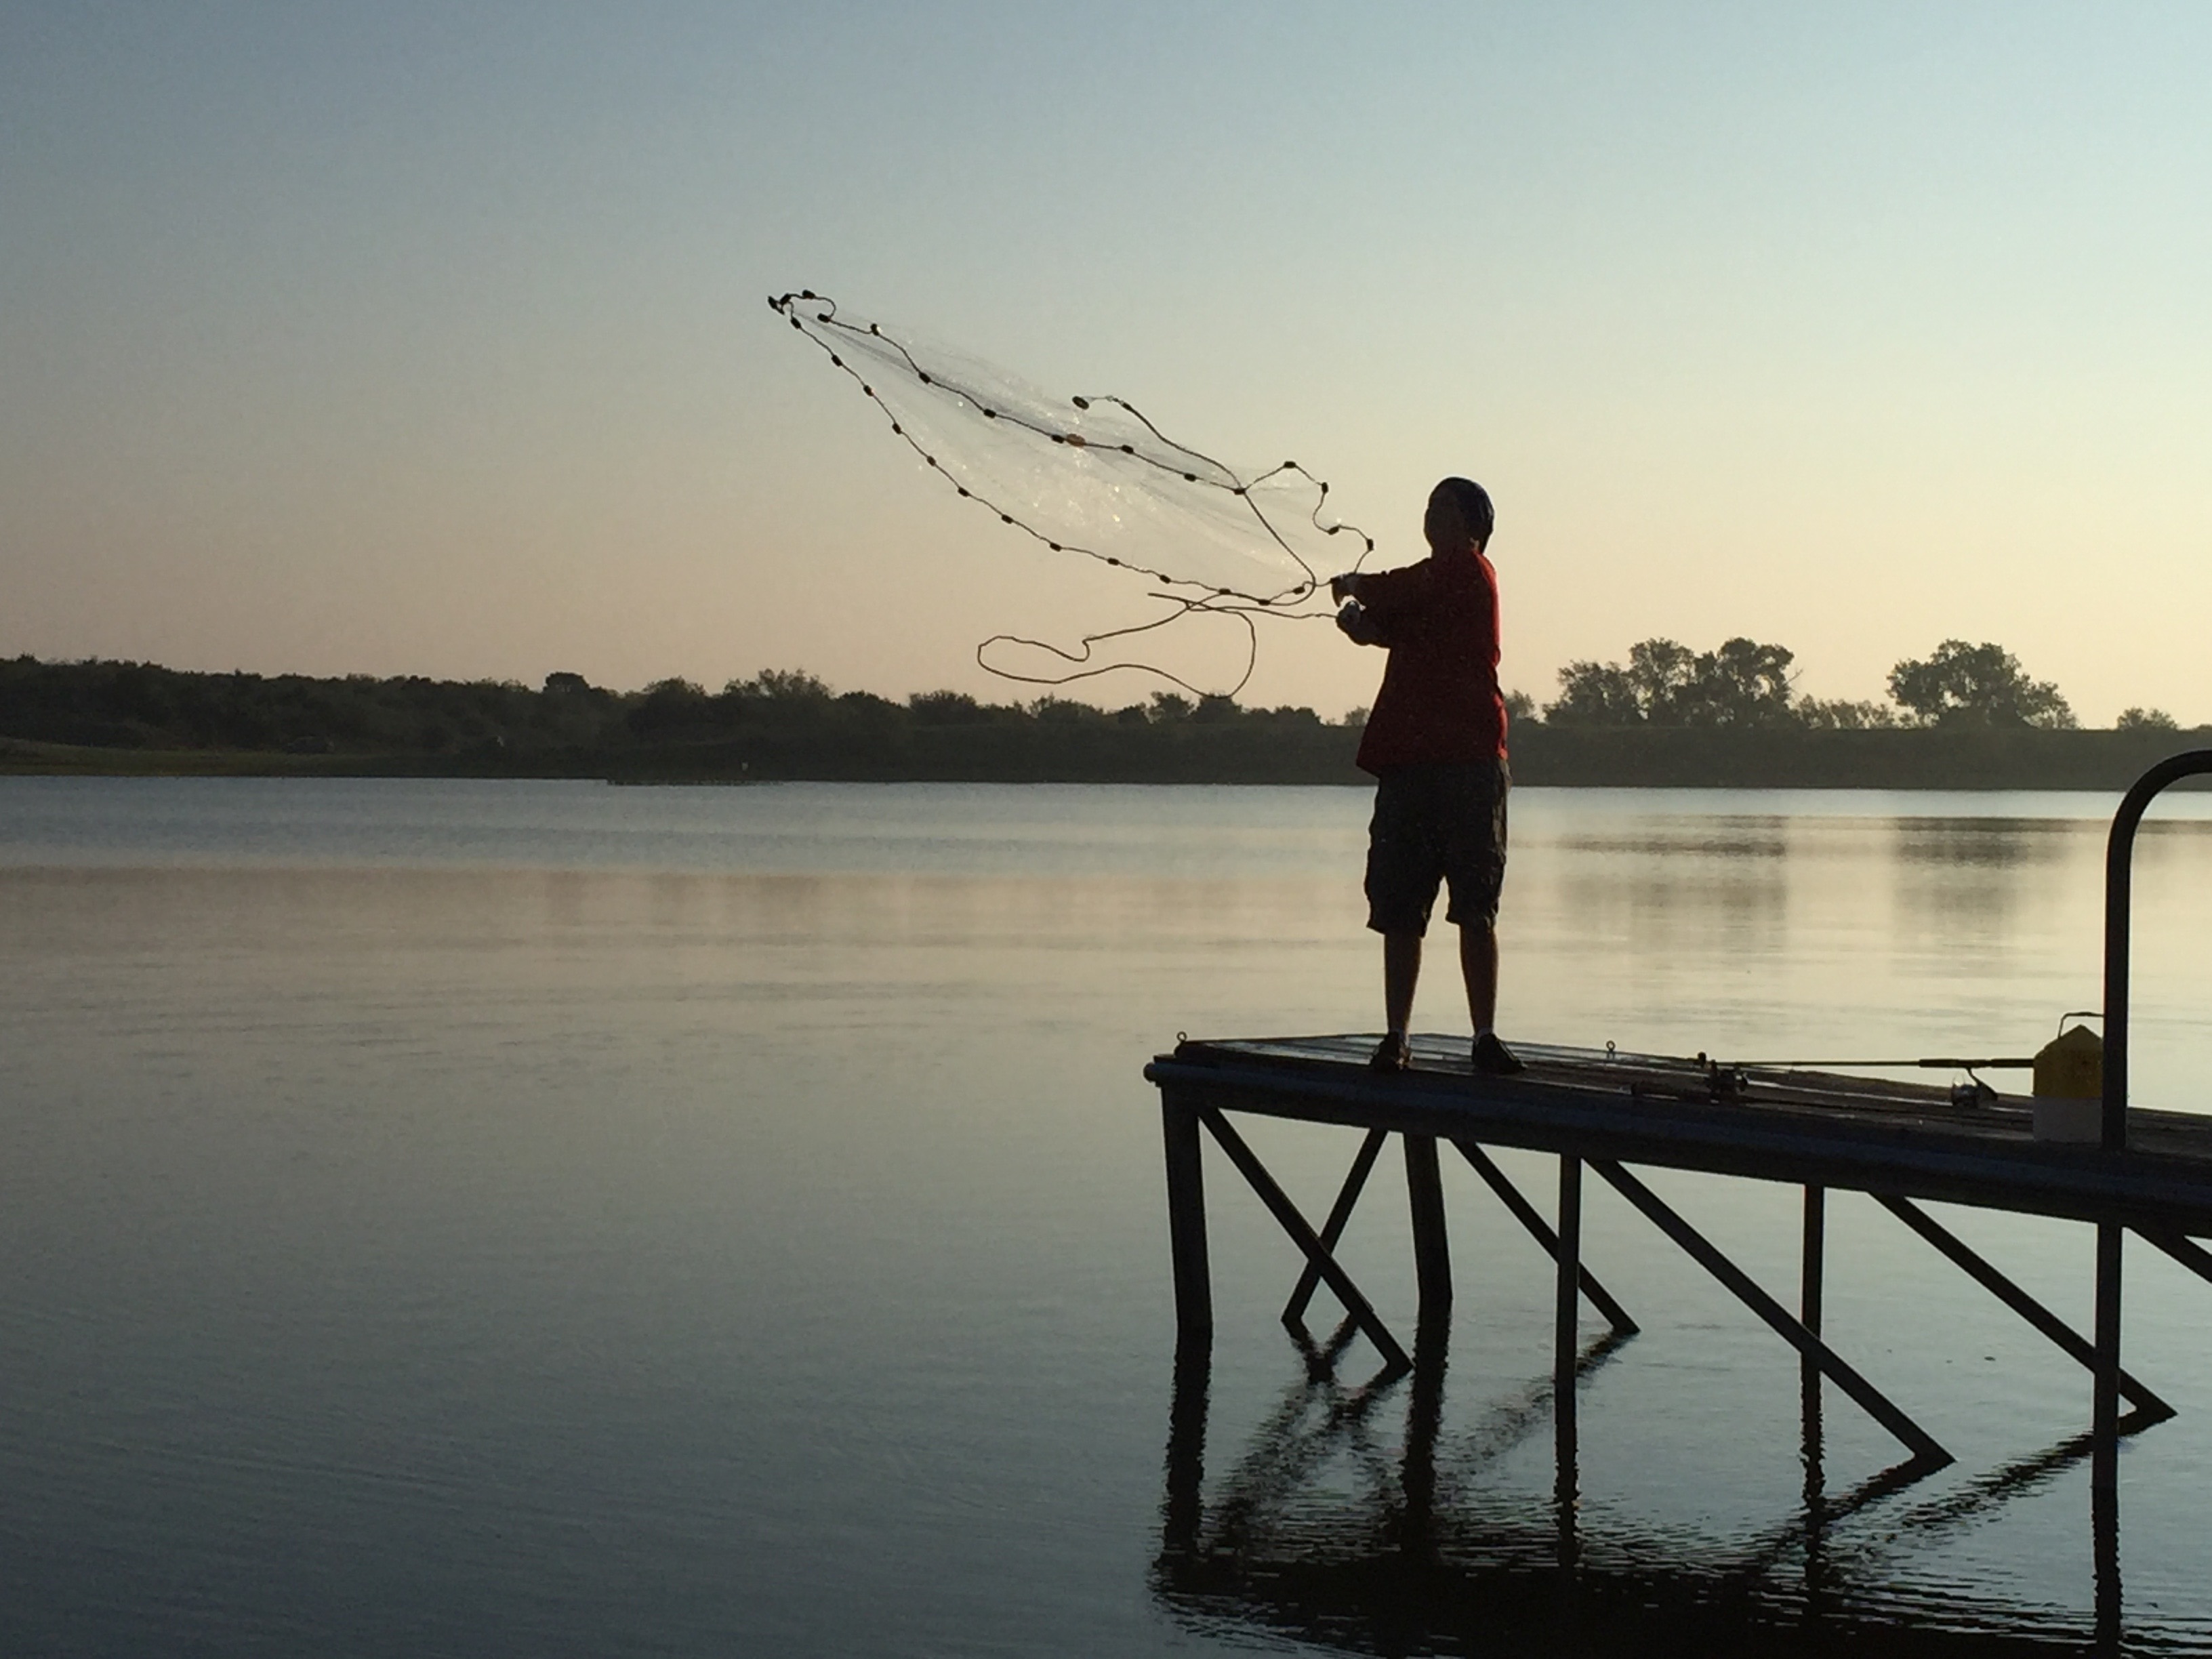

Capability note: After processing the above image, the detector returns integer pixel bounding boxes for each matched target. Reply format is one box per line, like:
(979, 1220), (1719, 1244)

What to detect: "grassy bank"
(6, 655), (2206, 788)
(12, 725), (2211, 790)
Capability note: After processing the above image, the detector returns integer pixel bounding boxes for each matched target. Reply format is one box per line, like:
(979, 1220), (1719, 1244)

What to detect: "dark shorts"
(1364, 759), (1509, 937)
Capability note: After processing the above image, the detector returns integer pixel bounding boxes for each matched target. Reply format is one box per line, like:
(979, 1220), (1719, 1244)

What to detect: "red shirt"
(1352, 547), (1508, 775)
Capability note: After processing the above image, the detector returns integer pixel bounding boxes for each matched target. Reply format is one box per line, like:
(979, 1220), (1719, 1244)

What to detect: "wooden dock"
(1149, 1035), (2212, 1235)
(1144, 1032), (2212, 1645)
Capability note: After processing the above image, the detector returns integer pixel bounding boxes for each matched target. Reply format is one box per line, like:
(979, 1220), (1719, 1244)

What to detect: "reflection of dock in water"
(1155, 1320), (2160, 1656)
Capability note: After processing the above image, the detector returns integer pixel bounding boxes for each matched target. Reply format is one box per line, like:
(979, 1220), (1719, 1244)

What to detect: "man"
(1330, 476), (1521, 1075)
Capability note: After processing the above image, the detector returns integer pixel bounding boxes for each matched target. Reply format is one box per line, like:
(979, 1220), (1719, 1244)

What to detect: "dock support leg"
(1877, 1195), (2171, 1420)
(1453, 1141), (1638, 1334)
(1198, 1105), (1411, 1374)
(1162, 1094), (1211, 1345)
(1801, 1186), (1826, 1540)
(1555, 1155), (1582, 1570)
(2088, 1212), (2123, 1539)
(1406, 1133), (1452, 1317)
(1555, 1158), (1581, 1447)
(2137, 1227), (2212, 1287)
(1284, 1127), (1389, 1325)
(1592, 1158), (1950, 1469)
(1801, 1185), (1825, 1342)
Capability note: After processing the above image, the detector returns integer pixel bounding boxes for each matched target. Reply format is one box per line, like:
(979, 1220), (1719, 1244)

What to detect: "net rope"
(770, 289), (1376, 699)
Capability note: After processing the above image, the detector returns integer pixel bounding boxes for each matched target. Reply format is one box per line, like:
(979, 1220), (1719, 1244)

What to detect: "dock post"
(1555, 1154), (1582, 1571)
(1162, 1093), (1212, 1344)
(1555, 1156), (1582, 1441)
(2092, 1218), (2122, 1546)
(1801, 1185), (1825, 1339)
(1405, 1133), (1452, 1316)
(1801, 1185), (1828, 1570)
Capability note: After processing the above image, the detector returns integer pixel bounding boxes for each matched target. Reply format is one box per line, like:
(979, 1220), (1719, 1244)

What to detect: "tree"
(1504, 689), (1538, 724)
(1886, 641), (2074, 729)
(1148, 691), (1194, 723)
(1626, 638), (1697, 721)
(2115, 707), (2178, 732)
(1546, 637), (1798, 726)
(1544, 661), (1643, 726)
(626, 677), (712, 737)
(1797, 697), (1898, 730)
(1673, 637), (1797, 727)
(733, 668), (832, 704)
(908, 690), (989, 724)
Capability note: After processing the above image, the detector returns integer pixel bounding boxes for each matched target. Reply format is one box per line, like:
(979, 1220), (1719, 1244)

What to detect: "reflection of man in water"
(1330, 477), (1521, 1075)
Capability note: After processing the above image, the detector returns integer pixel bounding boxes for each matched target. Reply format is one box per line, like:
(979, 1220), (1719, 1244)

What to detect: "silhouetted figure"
(1331, 478), (1520, 1074)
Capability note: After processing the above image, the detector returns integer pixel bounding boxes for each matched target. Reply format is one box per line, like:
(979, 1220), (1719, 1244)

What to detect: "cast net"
(770, 289), (1376, 699)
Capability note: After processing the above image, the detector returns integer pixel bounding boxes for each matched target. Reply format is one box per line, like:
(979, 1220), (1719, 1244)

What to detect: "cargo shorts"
(1364, 758), (1509, 937)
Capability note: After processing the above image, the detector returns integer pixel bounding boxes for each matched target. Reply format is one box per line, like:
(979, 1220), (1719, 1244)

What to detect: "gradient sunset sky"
(5, 3), (2209, 722)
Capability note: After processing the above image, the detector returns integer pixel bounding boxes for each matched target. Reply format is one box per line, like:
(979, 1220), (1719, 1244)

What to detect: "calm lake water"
(4, 777), (2211, 1656)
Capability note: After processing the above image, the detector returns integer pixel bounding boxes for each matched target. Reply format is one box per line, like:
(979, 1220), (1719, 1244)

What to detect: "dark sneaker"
(1473, 1032), (1524, 1075)
(1368, 1032), (1411, 1073)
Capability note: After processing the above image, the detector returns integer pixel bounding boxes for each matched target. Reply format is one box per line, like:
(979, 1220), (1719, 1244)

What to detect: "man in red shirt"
(1330, 476), (1521, 1074)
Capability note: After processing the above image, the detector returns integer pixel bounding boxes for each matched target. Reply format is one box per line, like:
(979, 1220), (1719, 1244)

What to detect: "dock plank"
(1145, 1037), (2212, 1235)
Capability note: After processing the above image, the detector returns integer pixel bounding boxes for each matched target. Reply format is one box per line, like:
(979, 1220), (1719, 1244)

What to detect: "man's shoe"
(1369, 1032), (1411, 1073)
(1472, 1032), (1524, 1075)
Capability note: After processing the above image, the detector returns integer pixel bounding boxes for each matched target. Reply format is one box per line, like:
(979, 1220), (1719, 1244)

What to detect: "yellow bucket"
(2032, 1024), (2103, 1143)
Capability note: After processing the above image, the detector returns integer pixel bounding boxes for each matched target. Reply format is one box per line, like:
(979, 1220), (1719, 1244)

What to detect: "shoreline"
(6, 726), (2209, 791)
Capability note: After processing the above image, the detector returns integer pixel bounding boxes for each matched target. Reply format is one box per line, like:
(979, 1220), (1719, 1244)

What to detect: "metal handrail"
(2102, 750), (2212, 1151)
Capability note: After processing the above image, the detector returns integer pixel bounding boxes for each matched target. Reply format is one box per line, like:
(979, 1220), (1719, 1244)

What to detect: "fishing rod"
(1723, 1012), (2099, 1078)
(1728, 1056), (2035, 1072)
(1658, 1052), (2036, 1107)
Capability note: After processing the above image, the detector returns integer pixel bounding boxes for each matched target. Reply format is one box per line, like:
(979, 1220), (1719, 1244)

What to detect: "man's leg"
(1458, 920), (1498, 1033)
(1366, 769), (1438, 1071)
(1384, 930), (1422, 1036)
(1462, 919), (1521, 1073)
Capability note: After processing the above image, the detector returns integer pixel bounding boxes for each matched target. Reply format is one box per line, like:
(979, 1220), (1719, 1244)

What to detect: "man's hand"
(1336, 600), (1382, 647)
(1328, 572), (1361, 604)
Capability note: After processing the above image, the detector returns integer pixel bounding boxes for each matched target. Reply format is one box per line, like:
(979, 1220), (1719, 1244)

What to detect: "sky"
(4, 2), (2209, 724)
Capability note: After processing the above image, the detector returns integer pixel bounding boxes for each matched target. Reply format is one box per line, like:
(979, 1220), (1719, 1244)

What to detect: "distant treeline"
(2, 653), (2204, 788)
(1540, 634), (2185, 735)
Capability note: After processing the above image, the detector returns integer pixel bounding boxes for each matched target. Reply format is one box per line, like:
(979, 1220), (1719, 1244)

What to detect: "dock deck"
(1143, 1029), (2212, 1641)
(1147, 1036), (2212, 1235)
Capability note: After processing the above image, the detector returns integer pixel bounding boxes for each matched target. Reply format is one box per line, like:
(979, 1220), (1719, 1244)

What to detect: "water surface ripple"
(3, 779), (2210, 1655)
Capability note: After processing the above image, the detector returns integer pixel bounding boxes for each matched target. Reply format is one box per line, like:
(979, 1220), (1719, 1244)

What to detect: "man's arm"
(1331, 562), (1427, 648)
(1335, 600), (1387, 647)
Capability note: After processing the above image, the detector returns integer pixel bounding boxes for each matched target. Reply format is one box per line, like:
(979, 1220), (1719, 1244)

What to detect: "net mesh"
(771, 289), (1376, 698)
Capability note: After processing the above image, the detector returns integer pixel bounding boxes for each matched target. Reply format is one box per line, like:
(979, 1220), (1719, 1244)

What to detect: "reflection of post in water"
(1801, 1185), (1828, 1597)
(1156, 1195), (2109, 1652)
(1553, 1153), (1582, 1576)
(2094, 1429), (2122, 1658)
(1154, 1316), (1647, 1654)
(1162, 1336), (1209, 1565)
(2093, 1219), (2123, 1658)
(1396, 1307), (1448, 1560)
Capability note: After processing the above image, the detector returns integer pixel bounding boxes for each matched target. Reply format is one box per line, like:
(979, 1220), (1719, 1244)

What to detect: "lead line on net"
(771, 290), (1378, 696)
